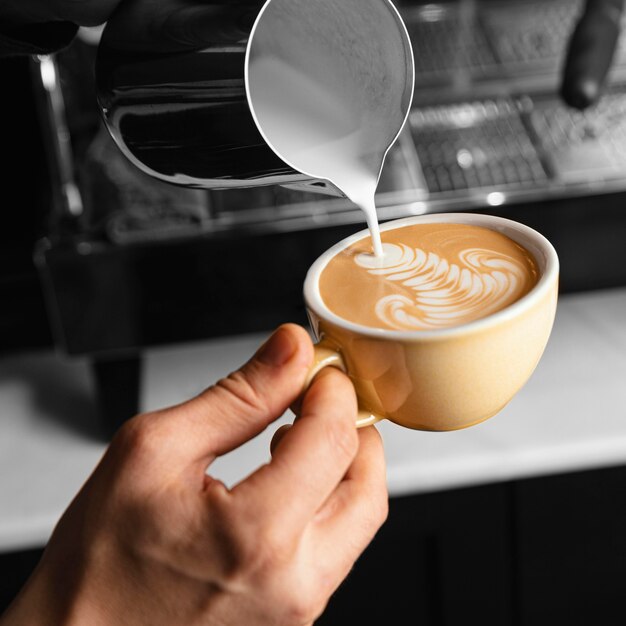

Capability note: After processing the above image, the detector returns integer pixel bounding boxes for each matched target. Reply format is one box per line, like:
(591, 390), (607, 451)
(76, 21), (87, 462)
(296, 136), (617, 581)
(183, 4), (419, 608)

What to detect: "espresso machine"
(30, 0), (626, 436)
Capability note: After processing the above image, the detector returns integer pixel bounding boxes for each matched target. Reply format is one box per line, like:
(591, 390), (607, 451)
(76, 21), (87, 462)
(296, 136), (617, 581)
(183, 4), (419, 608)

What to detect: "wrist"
(0, 529), (114, 626)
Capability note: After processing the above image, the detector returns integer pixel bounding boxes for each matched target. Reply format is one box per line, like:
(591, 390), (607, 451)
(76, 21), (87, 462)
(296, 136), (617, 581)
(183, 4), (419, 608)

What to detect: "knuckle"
(206, 491), (325, 621)
(222, 541), (278, 587)
(282, 588), (323, 625)
(253, 567), (329, 624)
(245, 522), (289, 573)
(112, 414), (164, 459)
(214, 369), (268, 416)
(209, 503), (289, 586)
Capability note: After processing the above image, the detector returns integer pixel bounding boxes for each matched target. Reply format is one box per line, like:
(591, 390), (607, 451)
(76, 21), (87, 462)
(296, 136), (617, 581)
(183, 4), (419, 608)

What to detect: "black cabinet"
(318, 466), (626, 626)
(315, 483), (515, 625)
(514, 468), (626, 626)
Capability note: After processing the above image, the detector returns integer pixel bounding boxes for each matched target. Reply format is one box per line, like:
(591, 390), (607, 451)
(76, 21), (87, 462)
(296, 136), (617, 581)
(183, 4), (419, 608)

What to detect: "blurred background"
(2, 0), (626, 623)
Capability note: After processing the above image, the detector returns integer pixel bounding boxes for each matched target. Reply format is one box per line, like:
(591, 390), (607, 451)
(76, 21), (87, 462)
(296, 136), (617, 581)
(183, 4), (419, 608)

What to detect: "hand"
(0, 0), (263, 51)
(0, 0), (123, 27)
(561, 0), (624, 109)
(1, 324), (388, 626)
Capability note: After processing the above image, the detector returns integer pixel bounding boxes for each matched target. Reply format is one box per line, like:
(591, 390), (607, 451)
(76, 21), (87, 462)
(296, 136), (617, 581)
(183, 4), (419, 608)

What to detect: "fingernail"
(257, 327), (297, 366)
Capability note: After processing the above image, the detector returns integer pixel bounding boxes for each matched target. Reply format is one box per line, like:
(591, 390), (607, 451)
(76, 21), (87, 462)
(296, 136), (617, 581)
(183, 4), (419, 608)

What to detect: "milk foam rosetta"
(319, 223), (539, 331)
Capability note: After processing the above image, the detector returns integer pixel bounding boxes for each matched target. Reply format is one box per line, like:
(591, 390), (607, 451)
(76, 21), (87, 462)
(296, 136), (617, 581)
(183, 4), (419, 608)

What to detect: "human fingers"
(232, 368), (359, 530)
(307, 426), (388, 583)
(118, 324), (313, 473)
(561, 0), (624, 109)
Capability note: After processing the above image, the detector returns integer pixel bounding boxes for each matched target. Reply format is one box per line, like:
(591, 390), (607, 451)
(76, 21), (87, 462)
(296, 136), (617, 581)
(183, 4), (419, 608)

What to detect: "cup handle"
(303, 341), (383, 429)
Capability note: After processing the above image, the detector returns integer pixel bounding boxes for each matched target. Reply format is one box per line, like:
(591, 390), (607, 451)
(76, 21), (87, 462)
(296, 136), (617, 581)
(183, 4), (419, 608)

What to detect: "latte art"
(319, 223), (539, 331)
(355, 243), (528, 330)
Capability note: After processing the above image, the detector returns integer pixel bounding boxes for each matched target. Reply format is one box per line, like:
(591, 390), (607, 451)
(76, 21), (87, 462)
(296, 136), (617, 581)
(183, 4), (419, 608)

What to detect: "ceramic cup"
(303, 213), (559, 431)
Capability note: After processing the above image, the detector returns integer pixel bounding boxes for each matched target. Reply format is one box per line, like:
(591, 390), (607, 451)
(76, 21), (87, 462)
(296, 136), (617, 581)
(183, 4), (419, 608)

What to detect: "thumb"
(168, 324), (313, 462)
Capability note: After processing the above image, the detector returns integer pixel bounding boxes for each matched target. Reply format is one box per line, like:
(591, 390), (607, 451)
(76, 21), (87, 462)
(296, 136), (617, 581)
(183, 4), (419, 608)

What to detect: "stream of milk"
(247, 27), (400, 258)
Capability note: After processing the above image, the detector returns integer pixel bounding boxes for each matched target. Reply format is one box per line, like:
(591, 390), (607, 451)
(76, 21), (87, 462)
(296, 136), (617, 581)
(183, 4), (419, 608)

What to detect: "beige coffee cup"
(303, 213), (559, 431)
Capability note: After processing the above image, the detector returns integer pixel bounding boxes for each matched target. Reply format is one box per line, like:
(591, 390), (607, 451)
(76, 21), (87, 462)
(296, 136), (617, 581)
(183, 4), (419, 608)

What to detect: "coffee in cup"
(319, 222), (539, 331)
(303, 213), (559, 431)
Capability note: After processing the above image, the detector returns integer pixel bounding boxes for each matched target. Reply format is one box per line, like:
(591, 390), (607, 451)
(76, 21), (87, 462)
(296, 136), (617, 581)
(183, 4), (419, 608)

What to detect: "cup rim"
(303, 213), (560, 341)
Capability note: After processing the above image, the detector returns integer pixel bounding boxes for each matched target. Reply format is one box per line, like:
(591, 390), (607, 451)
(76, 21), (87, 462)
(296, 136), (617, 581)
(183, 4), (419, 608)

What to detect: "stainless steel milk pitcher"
(95, 0), (414, 193)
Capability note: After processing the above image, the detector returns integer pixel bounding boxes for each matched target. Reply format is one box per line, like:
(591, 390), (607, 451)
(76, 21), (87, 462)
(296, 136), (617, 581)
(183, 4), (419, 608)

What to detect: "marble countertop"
(1, 287), (626, 552)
